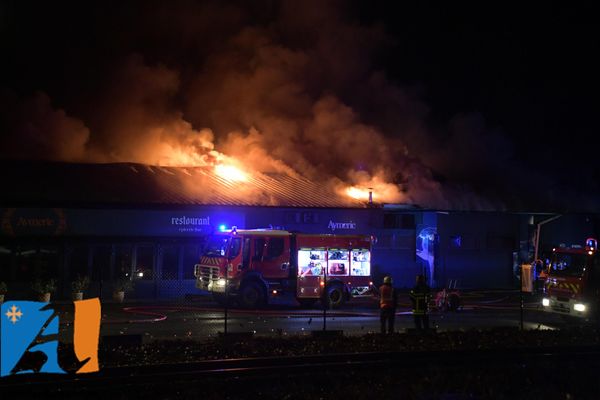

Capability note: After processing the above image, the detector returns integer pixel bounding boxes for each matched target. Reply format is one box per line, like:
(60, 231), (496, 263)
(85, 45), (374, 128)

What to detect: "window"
(266, 238), (284, 259)
(285, 212), (301, 224)
(38, 246), (59, 280)
(114, 245), (132, 279)
(253, 238), (266, 261)
(242, 238), (251, 269)
(68, 245), (90, 280)
(297, 249), (325, 276)
(229, 238), (242, 259)
(136, 246), (154, 280)
(550, 253), (587, 277)
(328, 249), (349, 276)
(401, 215), (416, 229)
(161, 246), (180, 280)
(302, 212), (319, 224)
(383, 213), (415, 229)
(202, 235), (229, 257)
(285, 211), (319, 224)
(14, 245), (36, 282)
(384, 213), (397, 229)
(0, 245), (12, 281)
(182, 245), (200, 279)
(91, 245), (112, 281)
(351, 249), (370, 276)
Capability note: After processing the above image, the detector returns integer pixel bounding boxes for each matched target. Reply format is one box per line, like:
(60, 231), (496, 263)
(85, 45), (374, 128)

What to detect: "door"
(252, 236), (290, 279)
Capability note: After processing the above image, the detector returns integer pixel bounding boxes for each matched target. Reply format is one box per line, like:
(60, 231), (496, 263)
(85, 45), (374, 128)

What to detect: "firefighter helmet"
(383, 276), (392, 284)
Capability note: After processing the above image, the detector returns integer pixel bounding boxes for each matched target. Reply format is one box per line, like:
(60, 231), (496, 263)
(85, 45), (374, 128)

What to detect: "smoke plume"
(0, 0), (595, 211)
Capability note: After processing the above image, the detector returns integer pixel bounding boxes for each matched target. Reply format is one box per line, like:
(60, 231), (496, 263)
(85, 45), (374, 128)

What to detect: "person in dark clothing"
(410, 274), (431, 331)
(378, 275), (398, 334)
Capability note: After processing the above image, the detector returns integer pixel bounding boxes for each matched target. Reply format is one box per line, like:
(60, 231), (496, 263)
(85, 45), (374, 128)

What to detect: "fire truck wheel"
(324, 284), (345, 309)
(239, 282), (266, 309)
(448, 293), (460, 311)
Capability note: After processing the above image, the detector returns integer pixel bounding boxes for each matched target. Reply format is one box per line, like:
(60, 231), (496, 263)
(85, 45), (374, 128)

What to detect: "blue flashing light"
(219, 224), (227, 232)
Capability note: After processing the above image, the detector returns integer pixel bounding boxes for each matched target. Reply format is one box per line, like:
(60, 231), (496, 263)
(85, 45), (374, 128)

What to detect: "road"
(49, 290), (592, 342)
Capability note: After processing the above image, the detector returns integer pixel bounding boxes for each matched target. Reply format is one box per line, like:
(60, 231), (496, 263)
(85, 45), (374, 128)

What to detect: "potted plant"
(112, 277), (134, 303)
(0, 281), (7, 304)
(32, 279), (57, 302)
(71, 275), (90, 301)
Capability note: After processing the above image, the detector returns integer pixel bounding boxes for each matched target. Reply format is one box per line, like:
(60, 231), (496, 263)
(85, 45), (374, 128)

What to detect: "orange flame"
(343, 178), (403, 204)
(214, 163), (248, 182)
(346, 186), (371, 201)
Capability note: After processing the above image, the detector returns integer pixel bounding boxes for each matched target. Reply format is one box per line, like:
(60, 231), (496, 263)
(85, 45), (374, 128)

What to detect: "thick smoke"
(83, 54), (220, 167)
(0, 0), (594, 211)
(0, 91), (90, 162)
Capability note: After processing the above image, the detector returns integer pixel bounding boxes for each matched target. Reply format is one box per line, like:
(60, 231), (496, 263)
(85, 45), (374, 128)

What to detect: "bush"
(31, 279), (57, 294)
(0, 281), (7, 294)
(71, 275), (90, 292)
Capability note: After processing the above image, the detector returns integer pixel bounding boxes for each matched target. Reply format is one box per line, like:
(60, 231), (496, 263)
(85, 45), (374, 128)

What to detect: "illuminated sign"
(170, 216), (210, 226)
(327, 220), (357, 232)
(1, 208), (66, 237)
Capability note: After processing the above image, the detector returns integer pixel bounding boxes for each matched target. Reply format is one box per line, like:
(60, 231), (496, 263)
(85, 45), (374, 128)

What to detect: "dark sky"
(0, 1), (598, 212)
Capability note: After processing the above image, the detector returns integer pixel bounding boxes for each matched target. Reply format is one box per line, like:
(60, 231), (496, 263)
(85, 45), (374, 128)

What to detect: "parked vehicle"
(195, 228), (374, 308)
(541, 238), (599, 319)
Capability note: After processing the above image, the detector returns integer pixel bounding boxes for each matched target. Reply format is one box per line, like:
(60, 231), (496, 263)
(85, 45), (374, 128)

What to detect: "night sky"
(0, 1), (598, 212)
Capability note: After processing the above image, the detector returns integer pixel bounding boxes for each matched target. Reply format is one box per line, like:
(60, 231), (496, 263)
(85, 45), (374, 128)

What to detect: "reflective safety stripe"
(410, 289), (429, 314)
(548, 281), (581, 294)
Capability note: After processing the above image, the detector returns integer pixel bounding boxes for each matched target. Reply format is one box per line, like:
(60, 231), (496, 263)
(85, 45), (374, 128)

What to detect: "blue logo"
(1, 299), (101, 376)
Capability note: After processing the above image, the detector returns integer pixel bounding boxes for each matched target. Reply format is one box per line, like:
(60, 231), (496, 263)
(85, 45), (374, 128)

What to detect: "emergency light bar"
(586, 238), (597, 252)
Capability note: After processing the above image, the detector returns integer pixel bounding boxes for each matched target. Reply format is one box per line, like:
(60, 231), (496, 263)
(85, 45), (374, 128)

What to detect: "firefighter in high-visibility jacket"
(409, 274), (431, 331)
(379, 275), (398, 334)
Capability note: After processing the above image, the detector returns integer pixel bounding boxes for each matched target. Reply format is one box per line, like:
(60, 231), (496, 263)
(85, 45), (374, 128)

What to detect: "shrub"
(32, 279), (57, 294)
(71, 275), (90, 292)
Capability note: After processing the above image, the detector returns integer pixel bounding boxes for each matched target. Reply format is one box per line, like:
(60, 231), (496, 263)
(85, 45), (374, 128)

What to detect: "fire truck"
(194, 228), (374, 308)
(541, 238), (600, 319)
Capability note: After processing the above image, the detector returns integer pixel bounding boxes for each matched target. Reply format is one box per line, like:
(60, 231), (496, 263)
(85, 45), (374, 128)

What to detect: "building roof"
(0, 160), (370, 208)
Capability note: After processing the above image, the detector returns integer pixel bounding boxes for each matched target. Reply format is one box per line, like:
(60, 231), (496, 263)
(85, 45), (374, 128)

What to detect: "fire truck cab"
(542, 238), (600, 319)
(194, 228), (373, 308)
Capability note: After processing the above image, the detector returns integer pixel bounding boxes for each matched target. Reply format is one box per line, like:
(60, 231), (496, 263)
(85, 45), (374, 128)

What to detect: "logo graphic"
(1, 298), (101, 376)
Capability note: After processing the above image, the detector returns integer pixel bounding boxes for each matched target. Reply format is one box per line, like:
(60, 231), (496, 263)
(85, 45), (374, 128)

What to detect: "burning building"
(1, 159), (596, 300)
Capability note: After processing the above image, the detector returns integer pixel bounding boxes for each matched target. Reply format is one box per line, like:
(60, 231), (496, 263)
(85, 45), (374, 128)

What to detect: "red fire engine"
(194, 228), (374, 308)
(541, 238), (599, 318)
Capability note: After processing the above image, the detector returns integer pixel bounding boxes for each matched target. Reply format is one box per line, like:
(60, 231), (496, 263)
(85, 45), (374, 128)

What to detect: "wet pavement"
(15, 289), (584, 343)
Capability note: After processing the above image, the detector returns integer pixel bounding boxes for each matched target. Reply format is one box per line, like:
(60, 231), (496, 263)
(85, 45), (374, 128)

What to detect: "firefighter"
(410, 274), (431, 331)
(379, 275), (398, 334)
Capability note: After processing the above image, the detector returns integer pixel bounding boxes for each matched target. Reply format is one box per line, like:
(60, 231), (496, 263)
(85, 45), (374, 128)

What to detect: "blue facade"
(1, 207), (598, 299)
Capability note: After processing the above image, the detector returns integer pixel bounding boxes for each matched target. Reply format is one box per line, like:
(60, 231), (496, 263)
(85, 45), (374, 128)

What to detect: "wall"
(3, 206), (596, 297)
(437, 212), (520, 289)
